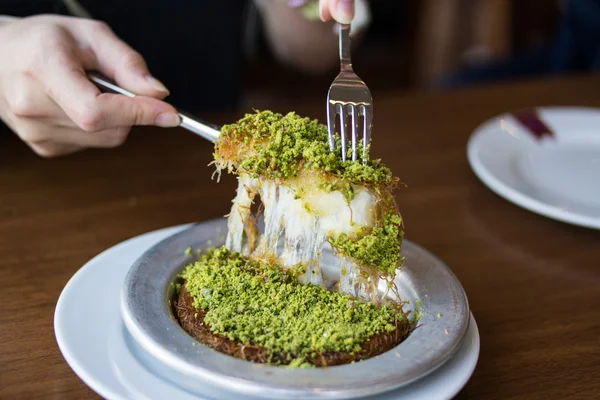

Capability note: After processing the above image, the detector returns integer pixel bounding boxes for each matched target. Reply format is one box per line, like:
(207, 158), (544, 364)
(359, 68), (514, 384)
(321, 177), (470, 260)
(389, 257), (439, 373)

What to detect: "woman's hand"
(0, 15), (180, 157)
(319, 0), (354, 24)
(258, 0), (360, 74)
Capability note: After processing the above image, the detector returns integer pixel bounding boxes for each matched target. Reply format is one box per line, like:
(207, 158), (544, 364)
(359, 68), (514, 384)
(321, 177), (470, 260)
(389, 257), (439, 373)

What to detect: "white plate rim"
(54, 224), (192, 400)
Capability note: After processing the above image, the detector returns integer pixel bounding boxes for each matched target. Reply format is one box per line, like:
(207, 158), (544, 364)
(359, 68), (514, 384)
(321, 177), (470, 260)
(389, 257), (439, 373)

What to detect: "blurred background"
(243, 0), (572, 109)
(3, 0), (598, 117)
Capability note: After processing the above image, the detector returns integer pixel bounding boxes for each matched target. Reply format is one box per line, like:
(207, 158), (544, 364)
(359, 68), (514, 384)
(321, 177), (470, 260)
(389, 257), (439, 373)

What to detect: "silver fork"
(327, 23), (373, 163)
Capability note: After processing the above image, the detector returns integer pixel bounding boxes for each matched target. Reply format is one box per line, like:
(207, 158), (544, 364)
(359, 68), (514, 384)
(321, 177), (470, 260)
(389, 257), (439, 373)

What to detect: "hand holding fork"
(326, 23), (373, 164)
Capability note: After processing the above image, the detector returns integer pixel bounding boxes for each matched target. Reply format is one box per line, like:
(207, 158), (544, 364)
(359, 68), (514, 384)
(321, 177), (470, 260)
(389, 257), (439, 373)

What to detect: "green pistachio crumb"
(181, 247), (401, 363)
(215, 111), (394, 187)
(328, 213), (404, 275)
(321, 181), (355, 203)
(303, 202), (313, 214)
(411, 300), (423, 324)
(287, 357), (314, 369)
(215, 110), (405, 277)
(173, 283), (182, 295)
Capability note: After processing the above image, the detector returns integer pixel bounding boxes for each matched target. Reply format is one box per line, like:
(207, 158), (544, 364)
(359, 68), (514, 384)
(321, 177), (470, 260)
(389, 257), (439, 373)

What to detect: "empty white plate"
(467, 106), (600, 229)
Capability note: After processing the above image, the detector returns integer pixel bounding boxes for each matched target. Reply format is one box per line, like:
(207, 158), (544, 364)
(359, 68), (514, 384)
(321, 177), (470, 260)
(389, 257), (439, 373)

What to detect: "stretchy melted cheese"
(213, 110), (404, 302)
(175, 110), (411, 368)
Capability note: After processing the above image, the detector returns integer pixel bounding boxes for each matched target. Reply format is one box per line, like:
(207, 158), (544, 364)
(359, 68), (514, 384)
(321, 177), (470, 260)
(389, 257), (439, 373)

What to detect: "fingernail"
(146, 75), (170, 94)
(336, 0), (354, 23)
(156, 112), (180, 128)
(319, 0), (327, 21)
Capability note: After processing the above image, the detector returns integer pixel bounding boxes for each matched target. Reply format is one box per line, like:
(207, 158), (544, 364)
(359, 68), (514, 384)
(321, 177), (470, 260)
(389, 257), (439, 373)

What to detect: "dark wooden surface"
(1, 75), (600, 399)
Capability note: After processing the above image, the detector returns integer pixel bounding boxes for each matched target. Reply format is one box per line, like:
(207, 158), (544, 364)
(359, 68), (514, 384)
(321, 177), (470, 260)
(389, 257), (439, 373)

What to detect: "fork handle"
(339, 23), (352, 71)
(87, 72), (221, 143)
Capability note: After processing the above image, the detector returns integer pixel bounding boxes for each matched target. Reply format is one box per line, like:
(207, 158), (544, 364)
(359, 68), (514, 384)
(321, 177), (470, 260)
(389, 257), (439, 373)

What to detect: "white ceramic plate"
(467, 106), (600, 229)
(122, 220), (470, 399)
(55, 224), (480, 400)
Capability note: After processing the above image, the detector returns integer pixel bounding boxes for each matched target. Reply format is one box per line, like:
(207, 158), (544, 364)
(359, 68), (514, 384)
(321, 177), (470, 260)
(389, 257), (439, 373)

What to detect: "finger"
(54, 125), (132, 148)
(16, 117), (132, 148)
(40, 44), (179, 132)
(75, 44), (97, 71)
(26, 141), (84, 158)
(6, 72), (61, 119)
(93, 93), (181, 130)
(68, 20), (169, 99)
(90, 126), (131, 148)
(319, 0), (333, 21)
(324, 0), (354, 24)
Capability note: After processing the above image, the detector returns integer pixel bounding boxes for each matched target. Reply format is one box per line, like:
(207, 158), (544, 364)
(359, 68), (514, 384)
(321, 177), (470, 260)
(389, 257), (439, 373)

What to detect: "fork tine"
(339, 103), (348, 162)
(339, 104), (348, 162)
(350, 105), (358, 162)
(327, 101), (337, 151)
(362, 105), (372, 164)
(327, 23), (373, 164)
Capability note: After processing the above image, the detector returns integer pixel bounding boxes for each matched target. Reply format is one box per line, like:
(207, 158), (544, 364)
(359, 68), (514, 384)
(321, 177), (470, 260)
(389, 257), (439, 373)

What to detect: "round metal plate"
(121, 218), (470, 399)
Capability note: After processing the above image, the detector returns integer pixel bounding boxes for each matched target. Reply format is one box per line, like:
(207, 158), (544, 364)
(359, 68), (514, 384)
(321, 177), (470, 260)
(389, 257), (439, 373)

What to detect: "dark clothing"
(1, 0), (246, 111)
(1, 0), (70, 15)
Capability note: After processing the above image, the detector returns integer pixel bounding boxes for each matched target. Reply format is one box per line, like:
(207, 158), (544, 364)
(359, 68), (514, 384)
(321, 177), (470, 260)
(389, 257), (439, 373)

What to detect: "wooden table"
(1, 75), (599, 399)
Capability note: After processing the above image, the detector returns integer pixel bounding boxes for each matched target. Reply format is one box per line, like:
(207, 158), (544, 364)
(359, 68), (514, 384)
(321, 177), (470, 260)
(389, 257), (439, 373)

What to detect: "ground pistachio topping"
(328, 213), (404, 275)
(181, 247), (401, 360)
(214, 110), (405, 277)
(214, 110), (395, 187)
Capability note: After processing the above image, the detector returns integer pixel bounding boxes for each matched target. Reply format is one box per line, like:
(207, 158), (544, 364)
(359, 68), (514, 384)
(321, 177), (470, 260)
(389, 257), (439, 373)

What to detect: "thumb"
(94, 93), (181, 130)
(321, 0), (354, 24)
